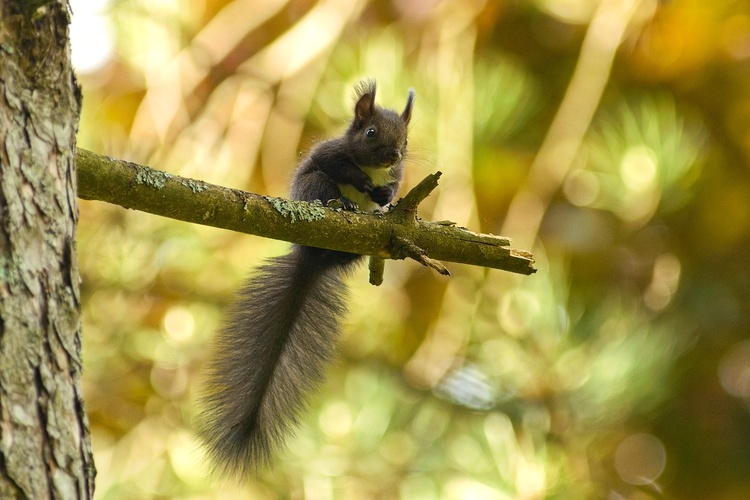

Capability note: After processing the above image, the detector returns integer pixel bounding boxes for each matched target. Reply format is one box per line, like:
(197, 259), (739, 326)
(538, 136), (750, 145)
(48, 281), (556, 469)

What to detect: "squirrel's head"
(347, 80), (415, 169)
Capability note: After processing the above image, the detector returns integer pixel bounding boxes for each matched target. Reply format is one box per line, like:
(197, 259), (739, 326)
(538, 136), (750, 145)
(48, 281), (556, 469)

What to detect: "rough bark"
(0, 2), (95, 498)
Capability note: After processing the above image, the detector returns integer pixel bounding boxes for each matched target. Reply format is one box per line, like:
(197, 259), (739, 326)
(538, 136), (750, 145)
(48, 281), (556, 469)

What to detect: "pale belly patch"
(337, 165), (395, 212)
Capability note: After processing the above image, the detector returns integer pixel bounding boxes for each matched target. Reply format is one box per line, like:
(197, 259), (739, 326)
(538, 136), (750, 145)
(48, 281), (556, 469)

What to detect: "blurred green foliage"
(73, 0), (750, 498)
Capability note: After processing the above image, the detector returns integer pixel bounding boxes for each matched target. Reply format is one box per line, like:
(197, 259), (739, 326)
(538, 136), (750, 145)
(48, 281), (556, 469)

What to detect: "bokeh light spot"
(620, 145), (658, 193)
(614, 433), (666, 486)
(319, 401), (353, 439)
(719, 340), (750, 401)
(516, 460), (546, 497)
(564, 169), (601, 206)
(499, 290), (541, 336)
(162, 306), (195, 343)
(643, 253), (681, 311)
(150, 363), (188, 399)
(380, 432), (417, 466)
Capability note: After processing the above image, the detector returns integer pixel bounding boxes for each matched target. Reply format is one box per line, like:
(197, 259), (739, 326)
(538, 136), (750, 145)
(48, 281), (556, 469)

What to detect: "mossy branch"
(76, 148), (536, 277)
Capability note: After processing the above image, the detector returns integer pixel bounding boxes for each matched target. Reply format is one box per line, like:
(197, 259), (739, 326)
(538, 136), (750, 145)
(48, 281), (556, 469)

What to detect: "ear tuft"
(401, 88), (415, 125)
(353, 79), (377, 127)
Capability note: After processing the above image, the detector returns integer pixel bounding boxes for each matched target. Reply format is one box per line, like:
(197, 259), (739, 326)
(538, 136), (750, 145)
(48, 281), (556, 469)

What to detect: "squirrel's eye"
(365, 127), (377, 138)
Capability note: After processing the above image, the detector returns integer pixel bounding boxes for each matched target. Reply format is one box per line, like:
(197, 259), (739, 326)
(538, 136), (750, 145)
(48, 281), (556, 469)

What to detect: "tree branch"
(76, 148), (536, 276)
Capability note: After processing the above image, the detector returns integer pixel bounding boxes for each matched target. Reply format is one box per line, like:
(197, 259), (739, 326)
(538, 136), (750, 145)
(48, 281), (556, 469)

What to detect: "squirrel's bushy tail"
(196, 246), (357, 478)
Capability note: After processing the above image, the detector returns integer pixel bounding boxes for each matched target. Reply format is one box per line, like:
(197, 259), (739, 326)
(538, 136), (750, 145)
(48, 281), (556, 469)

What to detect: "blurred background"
(71, 0), (750, 498)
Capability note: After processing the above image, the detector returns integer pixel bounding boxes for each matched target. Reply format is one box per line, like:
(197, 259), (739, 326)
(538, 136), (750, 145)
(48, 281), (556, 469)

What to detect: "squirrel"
(196, 80), (415, 478)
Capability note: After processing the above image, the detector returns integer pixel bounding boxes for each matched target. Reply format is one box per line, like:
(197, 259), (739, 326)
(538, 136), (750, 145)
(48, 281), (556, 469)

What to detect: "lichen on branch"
(76, 148), (536, 277)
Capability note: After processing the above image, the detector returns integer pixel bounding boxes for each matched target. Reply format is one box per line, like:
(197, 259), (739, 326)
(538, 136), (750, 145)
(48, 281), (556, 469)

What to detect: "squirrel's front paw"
(368, 186), (394, 206)
(327, 197), (359, 211)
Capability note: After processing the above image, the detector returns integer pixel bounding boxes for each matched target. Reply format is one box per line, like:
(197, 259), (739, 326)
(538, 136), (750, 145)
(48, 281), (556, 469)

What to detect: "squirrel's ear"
(354, 84), (376, 127)
(401, 88), (415, 125)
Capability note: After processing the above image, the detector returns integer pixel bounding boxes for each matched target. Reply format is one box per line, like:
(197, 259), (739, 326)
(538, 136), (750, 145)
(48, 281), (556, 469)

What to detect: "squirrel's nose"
(394, 149), (402, 161)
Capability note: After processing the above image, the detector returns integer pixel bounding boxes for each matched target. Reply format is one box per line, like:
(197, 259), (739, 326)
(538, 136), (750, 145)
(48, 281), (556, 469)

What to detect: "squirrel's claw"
(326, 197), (359, 211)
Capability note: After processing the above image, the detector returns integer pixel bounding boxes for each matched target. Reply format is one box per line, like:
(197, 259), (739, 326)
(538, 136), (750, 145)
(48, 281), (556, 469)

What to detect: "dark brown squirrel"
(196, 80), (415, 478)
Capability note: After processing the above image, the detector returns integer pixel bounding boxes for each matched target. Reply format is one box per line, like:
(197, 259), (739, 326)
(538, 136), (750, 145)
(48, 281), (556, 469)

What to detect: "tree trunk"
(0, 2), (94, 498)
